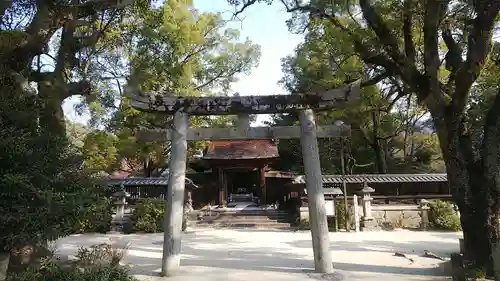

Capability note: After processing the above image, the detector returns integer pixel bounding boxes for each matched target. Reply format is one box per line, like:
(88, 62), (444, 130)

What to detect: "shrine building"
(193, 139), (283, 206)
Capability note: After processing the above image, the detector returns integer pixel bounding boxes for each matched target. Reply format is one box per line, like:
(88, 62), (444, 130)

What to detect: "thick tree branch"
(11, 0), (126, 73)
(451, 0), (500, 115)
(64, 80), (92, 99)
(423, 0), (449, 105)
(357, 0), (432, 103)
(402, 0), (415, 63)
(386, 83), (408, 112)
(28, 70), (51, 82)
(73, 0), (126, 21)
(0, 0), (12, 20)
(232, 0), (258, 17)
(359, 0), (405, 64)
(54, 15), (78, 79)
(441, 27), (463, 71)
(360, 71), (390, 87)
(441, 24), (463, 88)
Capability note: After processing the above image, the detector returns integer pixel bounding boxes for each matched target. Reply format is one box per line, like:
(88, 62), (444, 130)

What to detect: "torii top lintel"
(125, 79), (361, 116)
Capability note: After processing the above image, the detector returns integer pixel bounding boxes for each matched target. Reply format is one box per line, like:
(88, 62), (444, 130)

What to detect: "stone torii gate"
(125, 80), (361, 276)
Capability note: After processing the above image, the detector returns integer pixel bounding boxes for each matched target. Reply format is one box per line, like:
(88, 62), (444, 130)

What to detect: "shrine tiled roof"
(292, 173), (447, 184)
(108, 177), (197, 187)
(203, 140), (279, 160)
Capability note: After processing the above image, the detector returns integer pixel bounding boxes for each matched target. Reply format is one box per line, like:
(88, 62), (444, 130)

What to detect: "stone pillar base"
(0, 252), (9, 281)
(361, 217), (379, 231)
(108, 216), (132, 234)
(108, 221), (124, 233)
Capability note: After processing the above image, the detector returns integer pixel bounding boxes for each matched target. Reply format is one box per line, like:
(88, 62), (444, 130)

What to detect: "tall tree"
(0, 1), (140, 277)
(274, 18), (434, 174)
(96, 0), (261, 176)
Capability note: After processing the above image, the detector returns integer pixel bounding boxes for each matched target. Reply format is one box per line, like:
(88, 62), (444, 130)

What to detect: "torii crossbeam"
(125, 80), (361, 276)
(136, 125), (350, 141)
(125, 80), (360, 115)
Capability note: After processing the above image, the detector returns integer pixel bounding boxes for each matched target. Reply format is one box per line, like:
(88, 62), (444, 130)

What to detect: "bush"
(429, 200), (462, 231)
(335, 201), (347, 230)
(8, 240), (136, 281)
(8, 262), (136, 281)
(72, 196), (113, 234)
(129, 199), (190, 233)
(295, 218), (310, 229)
(75, 242), (129, 268)
(130, 199), (165, 233)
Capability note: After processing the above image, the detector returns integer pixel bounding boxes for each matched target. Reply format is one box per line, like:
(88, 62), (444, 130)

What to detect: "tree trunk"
(37, 75), (68, 138)
(481, 91), (500, 279)
(434, 112), (496, 273)
(371, 141), (388, 173)
(370, 111), (388, 173)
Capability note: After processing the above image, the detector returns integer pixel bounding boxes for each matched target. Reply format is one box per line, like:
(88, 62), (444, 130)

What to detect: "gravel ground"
(55, 228), (460, 281)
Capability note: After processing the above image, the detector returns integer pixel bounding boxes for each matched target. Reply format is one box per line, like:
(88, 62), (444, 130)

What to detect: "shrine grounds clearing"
(55, 228), (460, 281)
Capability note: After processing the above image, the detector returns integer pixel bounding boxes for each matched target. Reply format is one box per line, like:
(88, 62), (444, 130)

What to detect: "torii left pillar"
(161, 110), (188, 277)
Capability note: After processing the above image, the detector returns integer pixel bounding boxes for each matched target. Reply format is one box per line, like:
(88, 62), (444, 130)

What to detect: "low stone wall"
(298, 203), (428, 231)
(371, 205), (421, 229)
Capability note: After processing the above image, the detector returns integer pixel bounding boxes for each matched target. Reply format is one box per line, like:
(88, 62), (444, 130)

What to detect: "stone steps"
(203, 214), (291, 220)
(195, 208), (294, 229)
(196, 221), (292, 229)
(200, 218), (292, 224)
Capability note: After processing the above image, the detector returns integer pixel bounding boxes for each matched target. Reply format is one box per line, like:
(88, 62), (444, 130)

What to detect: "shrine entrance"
(203, 139), (278, 205)
(226, 168), (258, 200)
(126, 79), (360, 276)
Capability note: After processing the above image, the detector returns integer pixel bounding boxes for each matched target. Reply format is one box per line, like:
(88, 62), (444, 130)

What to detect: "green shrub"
(130, 199), (165, 233)
(72, 196), (113, 234)
(335, 201), (347, 230)
(8, 239), (135, 281)
(429, 200), (462, 231)
(295, 218), (310, 229)
(75, 242), (130, 268)
(129, 199), (190, 233)
(7, 262), (136, 281)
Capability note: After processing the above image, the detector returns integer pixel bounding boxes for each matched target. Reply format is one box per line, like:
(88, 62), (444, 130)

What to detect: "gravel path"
(55, 228), (460, 281)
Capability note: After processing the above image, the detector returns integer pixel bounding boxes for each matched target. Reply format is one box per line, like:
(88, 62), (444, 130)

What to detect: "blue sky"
(63, 0), (304, 126)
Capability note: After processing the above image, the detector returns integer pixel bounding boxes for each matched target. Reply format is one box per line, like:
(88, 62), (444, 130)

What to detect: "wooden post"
(299, 109), (333, 274)
(340, 138), (349, 231)
(259, 166), (267, 205)
(161, 111), (188, 277)
(223, 170), (228, 205)
(218, 168), (224, 206)
(353, 194), (360, 232)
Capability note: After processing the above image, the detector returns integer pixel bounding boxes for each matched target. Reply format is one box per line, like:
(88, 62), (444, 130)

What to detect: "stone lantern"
(110, 184), (130, 233)
(419, 199), (431, 231)
(359, 182), (378, 231)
